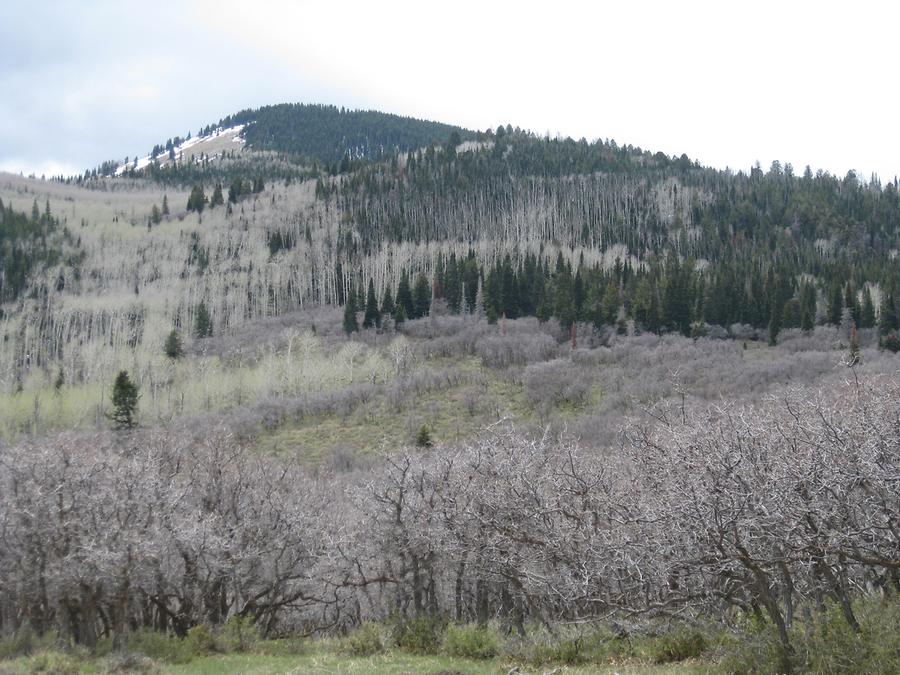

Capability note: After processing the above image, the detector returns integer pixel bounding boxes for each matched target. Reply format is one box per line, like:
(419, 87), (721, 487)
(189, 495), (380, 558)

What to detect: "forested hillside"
(219, 103), (475, 164)
(0, 197), (80, 306)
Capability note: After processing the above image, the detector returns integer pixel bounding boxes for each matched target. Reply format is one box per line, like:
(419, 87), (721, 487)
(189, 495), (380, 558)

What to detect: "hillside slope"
(218, 102), (476, 164)
(2, 104), (899, 437)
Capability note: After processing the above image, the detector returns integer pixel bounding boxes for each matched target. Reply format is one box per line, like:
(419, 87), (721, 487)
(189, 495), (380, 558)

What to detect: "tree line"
(341, 249), (900, 349)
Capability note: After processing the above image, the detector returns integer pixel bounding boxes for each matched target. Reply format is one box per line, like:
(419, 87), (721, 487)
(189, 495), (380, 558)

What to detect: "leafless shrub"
(476, 332), (559, 369)
(523, 359), (593, 422)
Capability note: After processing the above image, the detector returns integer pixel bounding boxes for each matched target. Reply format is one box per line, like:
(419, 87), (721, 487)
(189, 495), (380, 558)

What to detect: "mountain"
(1, 103), (898, 408)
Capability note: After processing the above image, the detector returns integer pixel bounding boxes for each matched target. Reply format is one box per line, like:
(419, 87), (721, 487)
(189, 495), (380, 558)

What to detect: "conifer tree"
(501, 255), (520, 318)
(647, 280), (662, 334)
(484, 264), (501, 323)
(602, 278), (620, 325)
(416, 424), (433, 447)
(474, 277), (485, 319)
(161, 194), (170, 216)
(381, 286), (395, 318)
(397, 270), (414, 319)
(860, 287), (876, 328)
(187, 185), (207, 213)
(343, 285), (359, 334)
(444, 254), (461, 313)
(194, 301), (213, 338)
(463, 258), (479, 312)
(209, 183), (224, 208)
(393, 302), (406, 326)
(828, 282), (843, 325)
(110, 371), (139, 430)
(413, 274), (431, 318)
(800, 282), (817, 332)
(164, 329), (183, 358)
(363, 279), (380, 328)
(878, 290), (897, 337)
(553, 267), (576, 331)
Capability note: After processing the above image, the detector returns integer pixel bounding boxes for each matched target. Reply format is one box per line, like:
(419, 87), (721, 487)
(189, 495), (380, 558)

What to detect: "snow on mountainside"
(113, 125), (245, 176)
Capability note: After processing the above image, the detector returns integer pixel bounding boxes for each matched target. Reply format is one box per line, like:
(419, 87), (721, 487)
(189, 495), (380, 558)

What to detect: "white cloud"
(2, 0), (899, 179)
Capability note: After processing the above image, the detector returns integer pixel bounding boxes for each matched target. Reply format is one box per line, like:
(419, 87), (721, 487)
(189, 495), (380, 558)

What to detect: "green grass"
(170, 651), (708, 674)
(256, 351), (607, 464)
(0, 333), (392, 441)
(256, 359), (534, 462)
(0, 648), (711, 675)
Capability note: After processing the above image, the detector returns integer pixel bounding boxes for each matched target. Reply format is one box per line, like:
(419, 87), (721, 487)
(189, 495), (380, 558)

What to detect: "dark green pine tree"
(444, 254), (461, 313)
(187, 185), (207, 213)
(647, 280), (662, 334)
(535, 282), (552, 323)
(631, 276), (653, 329)
(701, 272), (720, 327)
(343, 284), (359, 334)
(859, 287), (876, 329)
(573, 269), (585, 322)
(800, 282), (817, 332)
(828, 281), (843, 326)
(602, 278), (620, 325)
(397, 270), (414, 319)
(209, 183), (224, 208)
(553, 265), (577, 331)
(393, 302), (407, 326)
(363, 279), (381, 328)
(878, 290), (897, 337)
(519, 254), (538, 316)
(484, 264), (502, 323)
(462, 257), (479, 312)
(194, 301), (213, 338)
(768, 269), (793, 345)
(161, 194), (170, 216)
(416, 424), (433, 448)
(381, 285), (395, 318)
(413, 274), (431, 318)
(228, 178), (243, 203)
(746, 269), (767, 327)
(663, 256), (694, 336)
(164, 329), (183, 358)
(110, 370), (139, 430)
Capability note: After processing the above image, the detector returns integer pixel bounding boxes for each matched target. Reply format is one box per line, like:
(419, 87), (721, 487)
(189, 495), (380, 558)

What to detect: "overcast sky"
(2, 1), (898, 181)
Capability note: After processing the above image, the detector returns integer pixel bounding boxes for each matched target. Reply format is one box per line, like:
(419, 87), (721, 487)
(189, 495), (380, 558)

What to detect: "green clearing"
(0, 649), (711, 675)
(254, 354), (599, 463)
(169, 651), (709, 674)
(257, 369), (532, 461)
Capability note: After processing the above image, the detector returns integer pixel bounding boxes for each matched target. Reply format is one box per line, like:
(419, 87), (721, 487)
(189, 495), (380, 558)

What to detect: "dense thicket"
(218, 103), (475, 164)
(0, 375), (896, 671)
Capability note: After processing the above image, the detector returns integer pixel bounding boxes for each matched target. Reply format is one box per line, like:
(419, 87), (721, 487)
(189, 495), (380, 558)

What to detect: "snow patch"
(113, 124), (246, 176)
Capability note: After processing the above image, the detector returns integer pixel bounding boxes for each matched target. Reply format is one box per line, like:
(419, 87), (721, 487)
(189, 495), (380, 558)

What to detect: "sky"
(1, 0), (898, 181)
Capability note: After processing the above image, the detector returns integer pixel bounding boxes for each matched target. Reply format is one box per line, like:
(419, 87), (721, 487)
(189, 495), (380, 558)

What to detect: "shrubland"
(0, 333), (896, 671)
